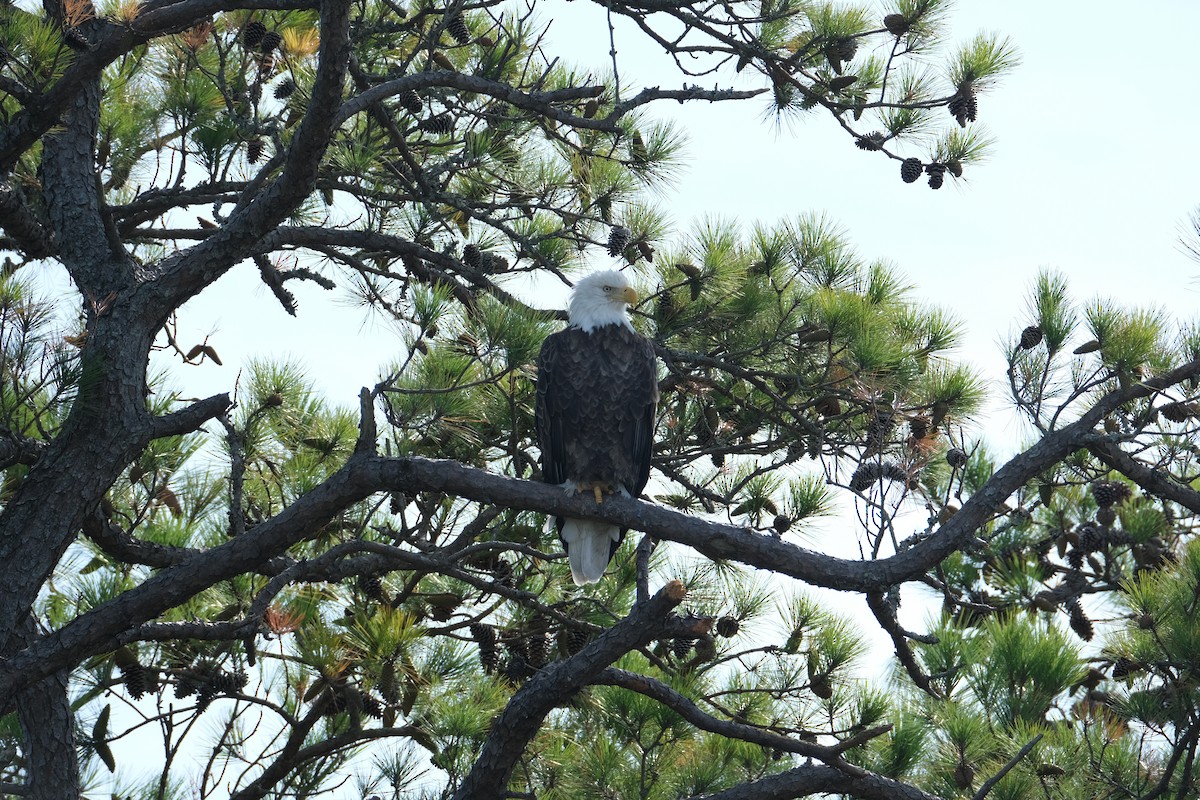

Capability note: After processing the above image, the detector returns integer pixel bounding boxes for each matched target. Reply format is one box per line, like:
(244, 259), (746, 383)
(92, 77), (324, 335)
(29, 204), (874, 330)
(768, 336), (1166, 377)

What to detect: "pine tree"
(0, 1), (1197, 799)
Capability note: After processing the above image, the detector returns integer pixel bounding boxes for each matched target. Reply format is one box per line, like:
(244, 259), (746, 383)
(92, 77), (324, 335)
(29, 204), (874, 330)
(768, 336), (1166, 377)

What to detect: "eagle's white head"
(568, 270), (638, 333)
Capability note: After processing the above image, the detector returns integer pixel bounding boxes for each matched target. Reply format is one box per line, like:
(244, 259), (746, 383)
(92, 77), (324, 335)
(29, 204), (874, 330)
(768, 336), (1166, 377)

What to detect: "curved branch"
(686, 763), (944, 800)
(4, 361), (1198, 704)
(1085, 435), (1200, 514)
(596, 667), (873, 774)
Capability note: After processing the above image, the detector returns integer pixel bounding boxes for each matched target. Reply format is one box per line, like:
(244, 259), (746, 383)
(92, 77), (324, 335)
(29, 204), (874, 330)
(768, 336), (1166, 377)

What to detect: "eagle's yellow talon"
(593, 485), (604, 504)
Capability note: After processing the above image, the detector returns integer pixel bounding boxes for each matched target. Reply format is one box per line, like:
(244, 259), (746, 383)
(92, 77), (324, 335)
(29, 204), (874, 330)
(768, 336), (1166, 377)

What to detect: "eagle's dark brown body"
(535, 323), (658, 582)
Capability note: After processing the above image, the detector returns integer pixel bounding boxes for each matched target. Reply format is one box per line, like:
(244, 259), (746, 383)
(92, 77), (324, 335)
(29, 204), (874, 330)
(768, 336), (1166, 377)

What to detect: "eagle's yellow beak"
(620, 286), (638, 305)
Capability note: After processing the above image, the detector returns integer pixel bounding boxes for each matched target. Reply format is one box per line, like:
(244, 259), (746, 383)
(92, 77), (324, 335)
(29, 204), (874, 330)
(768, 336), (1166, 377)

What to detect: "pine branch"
(971, 733), (1042, 800)
(451, 581), (687, 800)
(5, 356), (1200, 704)
(596, 667), (877, 772)
(866, 590), (941, 698)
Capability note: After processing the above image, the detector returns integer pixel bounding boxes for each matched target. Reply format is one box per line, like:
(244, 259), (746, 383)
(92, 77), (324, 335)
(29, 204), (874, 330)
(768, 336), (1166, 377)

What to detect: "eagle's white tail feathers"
(560, 518), (621, 585)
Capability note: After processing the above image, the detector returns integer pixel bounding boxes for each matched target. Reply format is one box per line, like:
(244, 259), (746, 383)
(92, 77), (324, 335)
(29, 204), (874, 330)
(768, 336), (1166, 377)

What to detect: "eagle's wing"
(534, 331), (568, 486)
(626, 334), (658, 498)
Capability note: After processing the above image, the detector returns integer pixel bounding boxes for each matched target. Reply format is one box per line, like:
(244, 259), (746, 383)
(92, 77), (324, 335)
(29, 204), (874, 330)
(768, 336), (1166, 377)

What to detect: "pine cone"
(274, 77), (296, 99)
(560, 624), (589, 656)
(849, 464), (877, 493)
(926, 162), (947, 189)
(481, 252), (510, 272)
(1111, 657), (1137, 679)
(1019, 325), (1043, 350)
(446, 13), (470, 44)
(1159, 401), (1198, 423)
(462, 243), (482, 269)
(672, 637), (695, 659)
(855, 131), (886, 150)
(195, 683), (218, 711)
(418, 115), (454, 134)
(900, 157), (923, 183)
(246, 137), (263, 164)
(525, 632), (548, 669)
(210, 670), (248, 694)
(1065, 597), (1094, 641)
(399, 88), (423, 115)
(607, 225), (631, 257)
(1091, 480), (1130, 508)
(243, 21), (267, 48)
(945, 447), (968, 469)
(948, 86), (977, 126)
(863, 410), (895, 452)
(358, 573), (384, 600)
(260, 30), (283, 53)
(716, 616), (740, 637)
(883, 13), (910, 36)
(824, 38), (857, 73)
(470, 623), (499, 673)
(122, 661), (147, 700)
(1076, 525), (1103, 553)
(772, 514), (791, 534)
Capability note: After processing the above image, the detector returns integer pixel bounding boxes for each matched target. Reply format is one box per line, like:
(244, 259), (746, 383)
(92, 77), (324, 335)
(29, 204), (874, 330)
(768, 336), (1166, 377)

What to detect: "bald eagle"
(535, 270), (658, 585)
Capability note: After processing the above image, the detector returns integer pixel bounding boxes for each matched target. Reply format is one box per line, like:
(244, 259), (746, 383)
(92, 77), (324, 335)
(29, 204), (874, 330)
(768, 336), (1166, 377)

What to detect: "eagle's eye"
(602, 286), (613, 293)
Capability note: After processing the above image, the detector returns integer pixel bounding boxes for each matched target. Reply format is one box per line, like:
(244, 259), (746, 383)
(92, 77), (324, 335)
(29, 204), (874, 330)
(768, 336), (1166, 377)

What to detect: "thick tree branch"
(148, 392), (233, 439)
(9, 615), (79, 800)
(688, 763), (945, 800)
(4, 361), (1199, 703)
(83, 511), (194, 568)
(450, 581), (687, 800)
(0, 431), (46, 470)
(0, 181), (53, 258)
(1085, 434), (1200, 514)
(866, 591), (939, 698)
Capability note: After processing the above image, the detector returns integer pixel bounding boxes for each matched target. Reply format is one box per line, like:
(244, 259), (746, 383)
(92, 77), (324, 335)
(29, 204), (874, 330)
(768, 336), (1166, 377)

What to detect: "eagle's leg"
(574, 481), (616, 503)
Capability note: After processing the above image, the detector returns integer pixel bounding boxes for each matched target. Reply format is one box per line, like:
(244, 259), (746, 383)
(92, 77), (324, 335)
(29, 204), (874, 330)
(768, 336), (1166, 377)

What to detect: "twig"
(972, 733), (1043, 800)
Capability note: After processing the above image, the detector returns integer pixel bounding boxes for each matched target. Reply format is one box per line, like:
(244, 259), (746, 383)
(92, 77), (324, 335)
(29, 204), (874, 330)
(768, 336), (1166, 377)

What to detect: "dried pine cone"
(855, 131), (886, 151)
(1019, 325), (1043, 350)
(945, 447), (968, 469)
(399, 88), (423, 114)
(1065, 597), (1093, 641)
(900, 157), (923, 183)
(243, 21), (267, 48)
(1091, 480), (1131, 508)
(607, 225), (631, 257)
(470, 623), (499, 673)
(259, 30), (283, 53)
(446, 13), (470, 44)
